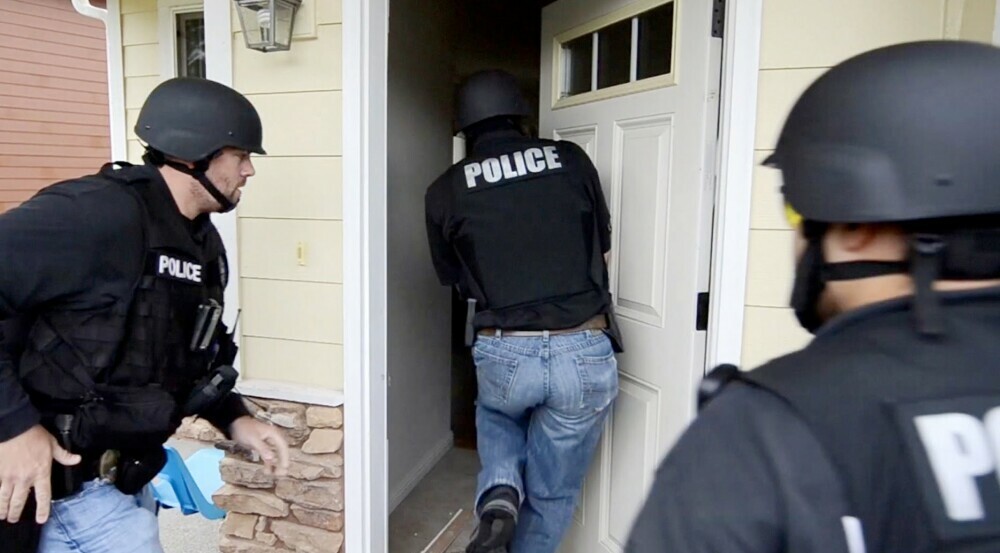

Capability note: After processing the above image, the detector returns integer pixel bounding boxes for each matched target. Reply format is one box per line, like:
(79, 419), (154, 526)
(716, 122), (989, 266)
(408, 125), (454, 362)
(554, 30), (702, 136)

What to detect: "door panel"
(540, 0), (721, 551)
(614, 115), (672, 325)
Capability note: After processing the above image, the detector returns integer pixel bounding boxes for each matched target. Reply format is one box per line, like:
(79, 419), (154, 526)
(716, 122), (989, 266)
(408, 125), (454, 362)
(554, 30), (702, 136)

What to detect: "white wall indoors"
(385, 0), (456, 511)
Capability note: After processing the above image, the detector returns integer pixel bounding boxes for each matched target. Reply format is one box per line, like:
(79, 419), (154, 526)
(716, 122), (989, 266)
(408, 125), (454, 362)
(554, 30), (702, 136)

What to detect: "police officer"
(0, 77), (290, 553)
(425, 70), (622, 553)
(626, 40), (1000, 553)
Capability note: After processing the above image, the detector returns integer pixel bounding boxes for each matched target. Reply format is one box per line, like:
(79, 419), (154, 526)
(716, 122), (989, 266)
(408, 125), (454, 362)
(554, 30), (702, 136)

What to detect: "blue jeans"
(40, 479), (162, 553)
(473, 330), (618, 553)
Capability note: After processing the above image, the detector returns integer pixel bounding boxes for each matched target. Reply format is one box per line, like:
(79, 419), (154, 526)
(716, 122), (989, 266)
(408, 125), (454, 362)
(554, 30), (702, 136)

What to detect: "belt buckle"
(99, 449), (120, 483)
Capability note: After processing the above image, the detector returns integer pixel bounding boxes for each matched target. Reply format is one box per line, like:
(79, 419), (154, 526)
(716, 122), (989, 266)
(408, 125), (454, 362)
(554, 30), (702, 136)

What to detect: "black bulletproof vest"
(743, 289), (1000, 553)
(17, 165), (226, 446)
(445, 137), (609, 330)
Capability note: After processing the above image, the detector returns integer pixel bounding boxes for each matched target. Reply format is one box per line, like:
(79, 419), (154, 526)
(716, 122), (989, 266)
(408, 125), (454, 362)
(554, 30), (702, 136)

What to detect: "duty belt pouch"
(72, 385), (177, 451)
(115, 447), (167, 495)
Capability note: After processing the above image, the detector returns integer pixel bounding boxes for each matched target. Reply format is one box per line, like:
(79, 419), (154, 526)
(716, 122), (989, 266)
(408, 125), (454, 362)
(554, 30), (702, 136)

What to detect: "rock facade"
(177, 400), (345, 552)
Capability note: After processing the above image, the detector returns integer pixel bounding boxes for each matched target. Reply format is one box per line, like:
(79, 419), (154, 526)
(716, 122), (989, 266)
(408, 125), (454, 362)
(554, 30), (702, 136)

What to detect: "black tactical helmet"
(767, 41), (1000, 224)
(135, 77), (265, 162)
(456, 70), (530, 132)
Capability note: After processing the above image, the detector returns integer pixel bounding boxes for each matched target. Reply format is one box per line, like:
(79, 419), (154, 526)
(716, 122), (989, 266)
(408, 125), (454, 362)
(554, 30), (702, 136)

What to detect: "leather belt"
(478, 315), (607, 337)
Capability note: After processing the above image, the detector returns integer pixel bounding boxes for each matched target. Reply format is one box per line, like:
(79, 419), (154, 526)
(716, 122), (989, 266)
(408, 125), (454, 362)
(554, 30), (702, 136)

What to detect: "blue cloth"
(39, 479), (162, 553)
(473, 330), (618, 553)
(152, 446), (226, 519)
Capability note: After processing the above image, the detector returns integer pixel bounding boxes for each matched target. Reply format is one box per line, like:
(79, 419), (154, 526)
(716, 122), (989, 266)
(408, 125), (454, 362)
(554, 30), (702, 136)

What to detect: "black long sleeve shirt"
(0, 165), (248, 442)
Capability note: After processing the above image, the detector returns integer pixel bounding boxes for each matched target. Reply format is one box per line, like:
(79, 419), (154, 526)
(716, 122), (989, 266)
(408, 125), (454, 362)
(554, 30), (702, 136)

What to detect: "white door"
(539, 0), (721, 550)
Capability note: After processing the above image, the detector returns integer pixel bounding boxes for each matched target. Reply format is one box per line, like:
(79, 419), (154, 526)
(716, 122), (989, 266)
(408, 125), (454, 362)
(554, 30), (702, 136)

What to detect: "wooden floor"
(421, 509), (476, 553)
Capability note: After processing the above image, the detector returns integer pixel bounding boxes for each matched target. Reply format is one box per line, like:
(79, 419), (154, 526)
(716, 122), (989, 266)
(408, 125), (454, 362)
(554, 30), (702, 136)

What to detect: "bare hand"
(229, 416), (290, 477)
(0, 425), (80, 524)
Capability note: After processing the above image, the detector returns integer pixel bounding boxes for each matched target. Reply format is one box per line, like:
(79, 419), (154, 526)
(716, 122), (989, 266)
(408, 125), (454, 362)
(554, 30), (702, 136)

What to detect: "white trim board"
(237, 379), (345, 408)
(203, 2), (244, 373)
(994, 0), (1000, 44)
(388, 433), (454, 514)
(707, 0), (762, 368)
(343, 1), (390, 552)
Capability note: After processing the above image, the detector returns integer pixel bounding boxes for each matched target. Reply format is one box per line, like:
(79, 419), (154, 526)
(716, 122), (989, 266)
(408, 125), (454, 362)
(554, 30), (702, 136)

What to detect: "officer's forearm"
(201, 392), (252, 438)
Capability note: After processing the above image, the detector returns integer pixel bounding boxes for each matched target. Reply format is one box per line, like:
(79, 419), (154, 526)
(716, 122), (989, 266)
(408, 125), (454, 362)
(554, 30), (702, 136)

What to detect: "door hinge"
(696, 292), (710, 331)
(712, 0), (726, 38)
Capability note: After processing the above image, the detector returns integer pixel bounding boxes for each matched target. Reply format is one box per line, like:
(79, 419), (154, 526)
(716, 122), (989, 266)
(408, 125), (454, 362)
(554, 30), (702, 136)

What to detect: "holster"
(50, 447), (167, 500)
(603, 311), (625, 353)
(0, 496), (41, 553)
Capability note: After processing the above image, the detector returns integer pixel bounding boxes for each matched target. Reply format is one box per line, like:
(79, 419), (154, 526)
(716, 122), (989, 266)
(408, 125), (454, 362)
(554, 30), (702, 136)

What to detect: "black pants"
(0, 495), (41, 553)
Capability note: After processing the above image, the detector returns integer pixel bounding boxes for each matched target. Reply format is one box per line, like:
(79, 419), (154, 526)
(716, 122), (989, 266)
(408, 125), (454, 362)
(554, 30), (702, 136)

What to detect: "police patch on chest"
(895, 395), (1000, 542)
(150, 252), (203, 284)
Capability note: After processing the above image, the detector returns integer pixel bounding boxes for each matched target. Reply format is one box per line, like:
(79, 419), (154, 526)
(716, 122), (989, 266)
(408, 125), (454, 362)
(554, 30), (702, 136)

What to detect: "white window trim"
(551, 0), (677, 109)
(158, 1), (204, 79)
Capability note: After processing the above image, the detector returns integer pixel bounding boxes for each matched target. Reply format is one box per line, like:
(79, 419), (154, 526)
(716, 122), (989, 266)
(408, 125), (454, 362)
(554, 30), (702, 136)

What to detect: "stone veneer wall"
(176, 399), (345, 553)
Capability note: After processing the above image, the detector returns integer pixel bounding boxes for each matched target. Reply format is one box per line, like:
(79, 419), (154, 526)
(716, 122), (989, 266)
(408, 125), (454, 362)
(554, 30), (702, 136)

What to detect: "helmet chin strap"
(145, 149), (236, 213)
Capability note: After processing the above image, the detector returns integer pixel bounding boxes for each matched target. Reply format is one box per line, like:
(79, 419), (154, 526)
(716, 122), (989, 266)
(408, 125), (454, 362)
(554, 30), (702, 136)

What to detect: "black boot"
(466, 485), (519, 553)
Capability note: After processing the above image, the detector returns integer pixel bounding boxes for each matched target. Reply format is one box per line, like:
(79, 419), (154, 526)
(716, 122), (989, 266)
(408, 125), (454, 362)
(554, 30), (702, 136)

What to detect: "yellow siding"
(116, 0), (345, 390)
(120, 0), (161, 164)
(239, 157), (343, 220)
(242, 337), (343, 389)
(742, 0), (993, 368)
(234, 0), (344, 390)
(959, 0), (997, 41)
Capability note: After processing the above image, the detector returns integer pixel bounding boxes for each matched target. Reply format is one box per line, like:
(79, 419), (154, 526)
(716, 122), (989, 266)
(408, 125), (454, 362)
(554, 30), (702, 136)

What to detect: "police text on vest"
(464, 146), (563, 188)
(915, 410), (1000, 521)
(157, 254), (203, 283)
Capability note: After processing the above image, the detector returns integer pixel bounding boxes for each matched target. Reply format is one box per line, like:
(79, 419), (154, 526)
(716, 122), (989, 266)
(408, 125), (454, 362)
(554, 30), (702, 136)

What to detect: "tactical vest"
(739, 290), (1000, 553)
(16, 164), (227, 452)
(444, 137), (612, 332)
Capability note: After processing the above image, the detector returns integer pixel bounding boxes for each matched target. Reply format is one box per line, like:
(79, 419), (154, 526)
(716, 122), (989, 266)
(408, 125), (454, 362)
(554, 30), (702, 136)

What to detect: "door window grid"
(558, 1), (674, 101)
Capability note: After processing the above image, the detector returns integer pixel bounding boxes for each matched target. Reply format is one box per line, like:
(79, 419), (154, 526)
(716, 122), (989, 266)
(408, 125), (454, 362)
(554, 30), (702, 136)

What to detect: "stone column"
(206, 399), (345, 553)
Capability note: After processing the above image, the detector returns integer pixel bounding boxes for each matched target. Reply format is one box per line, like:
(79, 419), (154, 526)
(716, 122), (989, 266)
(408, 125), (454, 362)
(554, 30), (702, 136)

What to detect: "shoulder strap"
(698, 363), (742, 411)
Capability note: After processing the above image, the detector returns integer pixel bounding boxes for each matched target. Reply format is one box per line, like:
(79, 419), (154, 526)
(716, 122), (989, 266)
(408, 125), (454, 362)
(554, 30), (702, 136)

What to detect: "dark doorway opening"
(386, 1), (554, 551)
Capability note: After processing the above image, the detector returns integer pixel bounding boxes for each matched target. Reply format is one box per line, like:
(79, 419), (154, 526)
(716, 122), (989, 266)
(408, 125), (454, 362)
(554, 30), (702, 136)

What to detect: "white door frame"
(343, 1), (390, 553)
(340, 0), (763, 550)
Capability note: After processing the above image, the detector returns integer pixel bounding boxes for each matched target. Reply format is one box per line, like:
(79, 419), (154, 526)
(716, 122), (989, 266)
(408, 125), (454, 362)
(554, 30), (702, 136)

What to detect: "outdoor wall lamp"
(234, 0), (302, 52)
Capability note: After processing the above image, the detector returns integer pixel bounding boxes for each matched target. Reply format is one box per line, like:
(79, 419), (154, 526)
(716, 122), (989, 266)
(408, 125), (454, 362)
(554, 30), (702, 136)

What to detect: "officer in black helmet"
(425, 70), (623, 553)
(626, 40), (1000, 553)
(0, 77), (290, 553)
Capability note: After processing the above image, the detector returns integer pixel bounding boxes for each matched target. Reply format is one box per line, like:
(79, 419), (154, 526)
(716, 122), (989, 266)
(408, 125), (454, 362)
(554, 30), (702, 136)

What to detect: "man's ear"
(823, 223), (882, 263)
(838, 223), (880, 252)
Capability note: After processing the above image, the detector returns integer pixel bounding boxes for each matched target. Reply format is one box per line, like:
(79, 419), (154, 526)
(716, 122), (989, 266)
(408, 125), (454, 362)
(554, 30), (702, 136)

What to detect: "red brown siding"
(0, 0), (111, 213)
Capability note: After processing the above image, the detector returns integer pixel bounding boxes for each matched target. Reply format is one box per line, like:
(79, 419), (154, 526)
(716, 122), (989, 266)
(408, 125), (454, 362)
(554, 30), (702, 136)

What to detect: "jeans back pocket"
(575, 350), (618, 412)
(473, 344), (520, 406)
